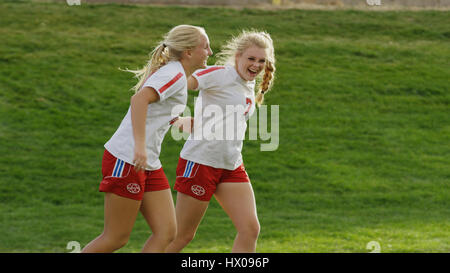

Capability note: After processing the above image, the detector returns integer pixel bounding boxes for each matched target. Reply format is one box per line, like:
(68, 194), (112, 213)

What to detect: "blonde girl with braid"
(82, 25), (212, 253)
(215, 30), (276, 106)
(166, 30), (276, 253)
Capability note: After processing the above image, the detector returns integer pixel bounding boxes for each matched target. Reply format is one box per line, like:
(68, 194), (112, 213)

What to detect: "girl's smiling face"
(235, 45), (267, 81)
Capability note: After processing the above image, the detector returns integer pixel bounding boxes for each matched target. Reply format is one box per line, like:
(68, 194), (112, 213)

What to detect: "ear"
(183, 49), (193, 59)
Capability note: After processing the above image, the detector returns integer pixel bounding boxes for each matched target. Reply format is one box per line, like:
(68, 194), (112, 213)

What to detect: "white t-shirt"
(105, 61), (187, 170)
(180, 65), (256, 170)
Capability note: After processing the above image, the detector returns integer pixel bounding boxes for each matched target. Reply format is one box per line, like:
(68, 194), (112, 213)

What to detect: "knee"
(114, 233), (131, 249)
(238, 220), (260, 240)
(116, 237), (130, 249)
(176, 231), (196, 246)
(102, 232), (130, 250)
(250, 221), (261, 239)
(163, 226), (177, 244)
(154, 225), (177, 245)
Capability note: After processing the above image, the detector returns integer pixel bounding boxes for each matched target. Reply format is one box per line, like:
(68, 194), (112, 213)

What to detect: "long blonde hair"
(215, 30), (276, 106)
(125, 25), (206, 93)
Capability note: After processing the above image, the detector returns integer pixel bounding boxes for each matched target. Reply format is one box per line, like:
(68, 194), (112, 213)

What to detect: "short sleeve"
(142, 67), (186, 102)
(192, 66), (226, 91)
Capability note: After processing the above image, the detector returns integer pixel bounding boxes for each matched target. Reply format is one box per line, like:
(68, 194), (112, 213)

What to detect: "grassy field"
(0, 0), (449, 253)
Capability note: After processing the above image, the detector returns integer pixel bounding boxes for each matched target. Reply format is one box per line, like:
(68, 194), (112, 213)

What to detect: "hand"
(133, 146), (147, 172)
(173, 116), (194, 133)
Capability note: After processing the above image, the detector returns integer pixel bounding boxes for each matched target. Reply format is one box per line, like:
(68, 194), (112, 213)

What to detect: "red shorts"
(174, 157), (250, 201)
(99, 149), (170, 201)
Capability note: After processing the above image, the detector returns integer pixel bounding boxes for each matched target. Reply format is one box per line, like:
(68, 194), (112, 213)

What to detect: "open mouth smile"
(247, 68), (259, 77)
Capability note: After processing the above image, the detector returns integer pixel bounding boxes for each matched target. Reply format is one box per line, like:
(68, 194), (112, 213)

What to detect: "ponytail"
(124, 43), (170, 93)
(123, 25), (206, 93)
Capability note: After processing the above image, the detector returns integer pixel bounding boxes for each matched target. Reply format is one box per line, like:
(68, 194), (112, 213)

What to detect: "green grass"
(0, 0), (449, 252)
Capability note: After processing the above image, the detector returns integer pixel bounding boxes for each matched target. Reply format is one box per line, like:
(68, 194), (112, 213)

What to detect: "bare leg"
(140, 189), (177, 253)
(82, 193), (141, 253)
(165, 192), (209, 253)
(214, 183), (260, 253)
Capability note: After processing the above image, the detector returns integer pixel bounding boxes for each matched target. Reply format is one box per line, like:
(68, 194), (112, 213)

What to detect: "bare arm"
(187, 76), (199, 91)
(130, 86), (160, 172)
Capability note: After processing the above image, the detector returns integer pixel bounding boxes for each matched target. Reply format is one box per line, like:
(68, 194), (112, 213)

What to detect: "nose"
(252, 62), (263, 70)
(208, 47), (213, 56)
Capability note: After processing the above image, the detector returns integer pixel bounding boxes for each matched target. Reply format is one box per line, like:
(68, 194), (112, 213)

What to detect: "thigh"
(174, 192), (210, 237)
(139, 189), (176, 233)
(213, 182), (259, 230)
(103, 192), (142, 237)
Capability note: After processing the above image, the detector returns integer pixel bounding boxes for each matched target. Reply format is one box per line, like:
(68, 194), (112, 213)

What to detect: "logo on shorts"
(127, 183), (141, 194)
(191, 185), (205, 196)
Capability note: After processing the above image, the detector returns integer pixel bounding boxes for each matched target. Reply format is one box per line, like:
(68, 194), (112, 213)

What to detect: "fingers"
(133, 156), (147, 172)
(133, 162), (146, 172)
(134, 164), (145, 172)
(177, 117), (194, 134)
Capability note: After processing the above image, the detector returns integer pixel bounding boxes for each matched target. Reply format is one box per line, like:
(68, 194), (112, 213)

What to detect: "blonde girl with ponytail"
(82, 25), (212, 253)
(166, 30), (276, 253)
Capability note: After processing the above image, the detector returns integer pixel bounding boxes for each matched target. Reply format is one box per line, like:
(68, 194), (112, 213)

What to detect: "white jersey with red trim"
(105, 61), (187, 170)
(180, 65), (256, 170)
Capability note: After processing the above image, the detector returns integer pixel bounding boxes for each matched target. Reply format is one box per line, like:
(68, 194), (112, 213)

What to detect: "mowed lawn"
(0, 1), (449, 252)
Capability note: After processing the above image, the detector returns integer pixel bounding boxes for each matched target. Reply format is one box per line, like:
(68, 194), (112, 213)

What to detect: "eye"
(259, 59), (266, 64)
(248, 57), (256, 61)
